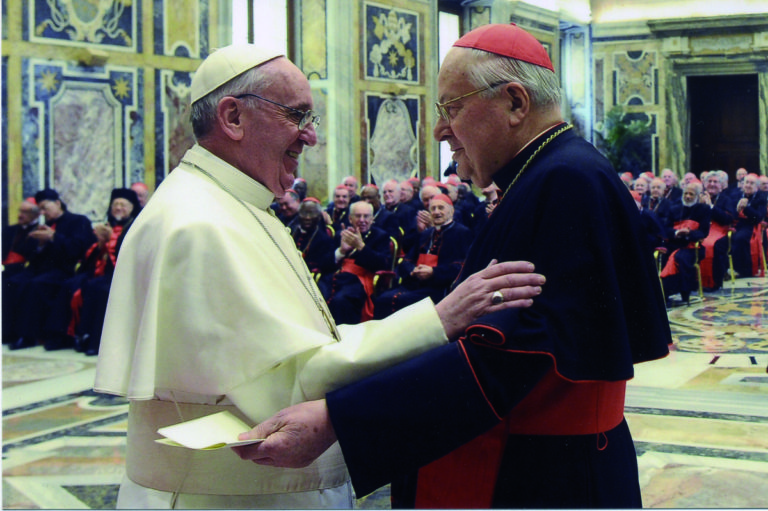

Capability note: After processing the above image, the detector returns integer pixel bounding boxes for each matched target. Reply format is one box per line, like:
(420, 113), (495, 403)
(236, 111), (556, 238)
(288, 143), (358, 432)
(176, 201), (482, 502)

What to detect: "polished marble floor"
(2, 278), (767, 509)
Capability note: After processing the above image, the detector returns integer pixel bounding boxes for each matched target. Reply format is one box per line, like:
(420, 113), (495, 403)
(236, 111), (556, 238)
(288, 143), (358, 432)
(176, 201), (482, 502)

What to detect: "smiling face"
(649, 178), (666, 199)
(742, 174), (758, 196)
(682, 184), (700, 206)
(705, 174), (723, 196)
(333, 187), (350, 210)
(350, 202), (373, 233)
(382, 181), (400, 208)
(110, 197), (135, 221)
(429, 199), (454, 226)
(236, 58), (318, 198)
(432, 49), (518, 188)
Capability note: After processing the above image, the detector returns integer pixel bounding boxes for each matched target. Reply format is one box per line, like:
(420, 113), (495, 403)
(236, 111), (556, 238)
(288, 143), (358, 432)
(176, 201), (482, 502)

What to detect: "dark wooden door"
(688, 74), (759, 182)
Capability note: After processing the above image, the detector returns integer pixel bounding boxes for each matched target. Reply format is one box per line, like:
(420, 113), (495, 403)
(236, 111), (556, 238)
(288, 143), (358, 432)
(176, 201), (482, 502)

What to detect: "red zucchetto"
(453, 23), (554, 72)
(431, 193), (453, 206)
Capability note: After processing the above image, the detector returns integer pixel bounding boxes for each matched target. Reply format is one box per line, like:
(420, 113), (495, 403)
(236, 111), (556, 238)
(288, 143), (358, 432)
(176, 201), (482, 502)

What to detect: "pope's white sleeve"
(226, 298), (447, 421)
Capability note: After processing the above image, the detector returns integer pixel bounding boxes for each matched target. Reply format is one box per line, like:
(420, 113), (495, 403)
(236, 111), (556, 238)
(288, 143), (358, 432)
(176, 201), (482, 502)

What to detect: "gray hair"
(716, 170), (729, 186)
(190, 65), (274, 139)
(463, 49), (562, 110)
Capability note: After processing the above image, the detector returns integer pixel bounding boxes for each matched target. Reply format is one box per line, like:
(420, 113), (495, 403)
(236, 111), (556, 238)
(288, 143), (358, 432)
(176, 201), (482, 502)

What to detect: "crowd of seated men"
(2, 183), (147, 354)
(4, 168), (765, 349)
(296, 167), (767, 324)
(277, 173), (505, 326)
(626, 167), (768, 305)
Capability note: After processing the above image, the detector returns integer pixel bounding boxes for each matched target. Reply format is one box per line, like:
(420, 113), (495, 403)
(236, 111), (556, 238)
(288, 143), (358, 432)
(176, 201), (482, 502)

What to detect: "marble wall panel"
(365, 93), (419, 185)
(25, 0), (139, 51)
(153, 0), (208, 58)
(154, 69), (194, 184)
(302, 88), (329, 200)
(613, 50), (657, 106)
(22, 59), (143, 221)
(2, 57), (7, 221)
(364, 2), (419, 84)
(300, 0), (328, 80)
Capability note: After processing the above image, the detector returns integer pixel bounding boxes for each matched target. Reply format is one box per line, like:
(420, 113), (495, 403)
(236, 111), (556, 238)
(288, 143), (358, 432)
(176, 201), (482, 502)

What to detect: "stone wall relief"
(364, 3), (418, 84)
(29, 0), (137, 49)
(613, 50), (657, 106)
(154, 0), (208, 58)
(155, 69), (193, 184)
(366, 94), (419, 185)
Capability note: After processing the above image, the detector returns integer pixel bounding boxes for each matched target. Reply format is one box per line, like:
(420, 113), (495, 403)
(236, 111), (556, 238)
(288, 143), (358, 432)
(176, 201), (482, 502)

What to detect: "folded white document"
(155, 411), (265, 450)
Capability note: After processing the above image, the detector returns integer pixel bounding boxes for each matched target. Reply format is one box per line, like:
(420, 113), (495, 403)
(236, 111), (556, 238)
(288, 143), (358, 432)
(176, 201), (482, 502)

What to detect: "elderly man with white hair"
(660, 180), (711, 303)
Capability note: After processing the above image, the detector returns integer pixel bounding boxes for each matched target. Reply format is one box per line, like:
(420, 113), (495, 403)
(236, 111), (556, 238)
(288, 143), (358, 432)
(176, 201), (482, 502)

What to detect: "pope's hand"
(435, 259), (544, 339)
(232, 400), (336, 468)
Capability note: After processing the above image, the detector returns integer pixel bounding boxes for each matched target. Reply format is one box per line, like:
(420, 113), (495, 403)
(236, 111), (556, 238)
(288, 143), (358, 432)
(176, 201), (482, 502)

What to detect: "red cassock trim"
(700, 222), (729, 288)
(416, 253), (438, 268)
(2, 251), (26, 265)
(340, 258), (375, 321)
(414, 361), (627, 508)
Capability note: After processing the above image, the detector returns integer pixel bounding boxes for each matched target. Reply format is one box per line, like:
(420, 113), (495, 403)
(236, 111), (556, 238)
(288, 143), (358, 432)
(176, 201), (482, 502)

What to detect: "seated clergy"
(69, 188), (143, 355)
(643, 178), (673, 231)
(326, 201), (392, 325)
(382, 179), (417, 252)
(277, 188), (301, 227)
(2, 198), (41, 276)
(661, 168), (682, 202)
(717, 173), (767, 279)
(323, 184), (351, 234)
(374, 194), (473, 319)
(700, 171), (735, 290)
(291, 198), (337, 296)
(360, 184), (400, 241)
(660, 181), (711, 303)
(2, 189), (96, 350)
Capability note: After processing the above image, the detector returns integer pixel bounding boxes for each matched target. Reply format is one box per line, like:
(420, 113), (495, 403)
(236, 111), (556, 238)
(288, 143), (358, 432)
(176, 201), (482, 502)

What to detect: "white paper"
(155, 411), (265, 450)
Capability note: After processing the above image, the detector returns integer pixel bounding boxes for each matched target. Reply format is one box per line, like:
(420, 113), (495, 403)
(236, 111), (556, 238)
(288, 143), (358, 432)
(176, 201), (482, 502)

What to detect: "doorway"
(688, 74), (759, 181)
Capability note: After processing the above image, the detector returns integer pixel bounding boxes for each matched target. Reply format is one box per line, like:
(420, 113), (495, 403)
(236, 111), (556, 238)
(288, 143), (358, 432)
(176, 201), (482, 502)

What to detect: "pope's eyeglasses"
(234, 93), (321, 130)
(434, 82), (507, 122)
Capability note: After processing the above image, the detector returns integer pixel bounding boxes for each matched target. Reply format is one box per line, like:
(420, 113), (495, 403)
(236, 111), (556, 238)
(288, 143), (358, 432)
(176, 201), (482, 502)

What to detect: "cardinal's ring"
(491, 291), (504, 305)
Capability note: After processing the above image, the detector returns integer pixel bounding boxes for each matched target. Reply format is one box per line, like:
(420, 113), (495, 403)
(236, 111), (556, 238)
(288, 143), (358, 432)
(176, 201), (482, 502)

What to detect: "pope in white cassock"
(94, 44), (543, 509)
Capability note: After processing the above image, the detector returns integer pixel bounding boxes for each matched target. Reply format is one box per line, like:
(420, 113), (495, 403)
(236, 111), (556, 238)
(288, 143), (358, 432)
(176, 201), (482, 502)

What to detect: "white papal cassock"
(94, 144), (448, 508)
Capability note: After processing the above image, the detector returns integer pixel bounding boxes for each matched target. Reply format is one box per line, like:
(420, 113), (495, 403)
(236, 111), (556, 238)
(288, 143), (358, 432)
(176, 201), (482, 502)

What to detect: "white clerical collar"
(182, 144), (275, 211)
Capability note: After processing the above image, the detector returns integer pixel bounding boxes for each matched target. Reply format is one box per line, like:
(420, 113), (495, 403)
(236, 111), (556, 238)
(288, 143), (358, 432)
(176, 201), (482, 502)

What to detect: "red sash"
(67, 288), (83, 337)
(417, 253), (438, 267)
(700, 222), (729, 287)
(414, 369), (626, 508)
(340, 258), (375, 321)
(2, 251), (26, 265)
(660, 219), (700, 277)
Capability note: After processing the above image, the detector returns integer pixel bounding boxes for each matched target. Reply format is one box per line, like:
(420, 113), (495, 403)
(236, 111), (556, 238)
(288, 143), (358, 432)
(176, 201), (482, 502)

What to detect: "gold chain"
(184, 161), (341, 342)
(500, 124), (572, 202)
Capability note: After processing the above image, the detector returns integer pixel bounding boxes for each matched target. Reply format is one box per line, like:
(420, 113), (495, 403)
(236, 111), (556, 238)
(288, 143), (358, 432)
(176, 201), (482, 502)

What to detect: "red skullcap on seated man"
(430, 193), (453, 207)
(453, 23), (554, 72)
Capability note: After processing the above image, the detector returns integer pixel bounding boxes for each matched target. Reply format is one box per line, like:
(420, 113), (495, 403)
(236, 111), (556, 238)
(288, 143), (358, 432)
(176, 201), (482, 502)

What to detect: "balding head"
(420, 185), (440, 210)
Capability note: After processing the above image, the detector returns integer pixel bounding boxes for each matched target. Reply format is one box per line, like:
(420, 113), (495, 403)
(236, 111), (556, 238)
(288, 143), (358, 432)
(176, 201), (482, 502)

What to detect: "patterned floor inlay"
(2, 279), (766, 509)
